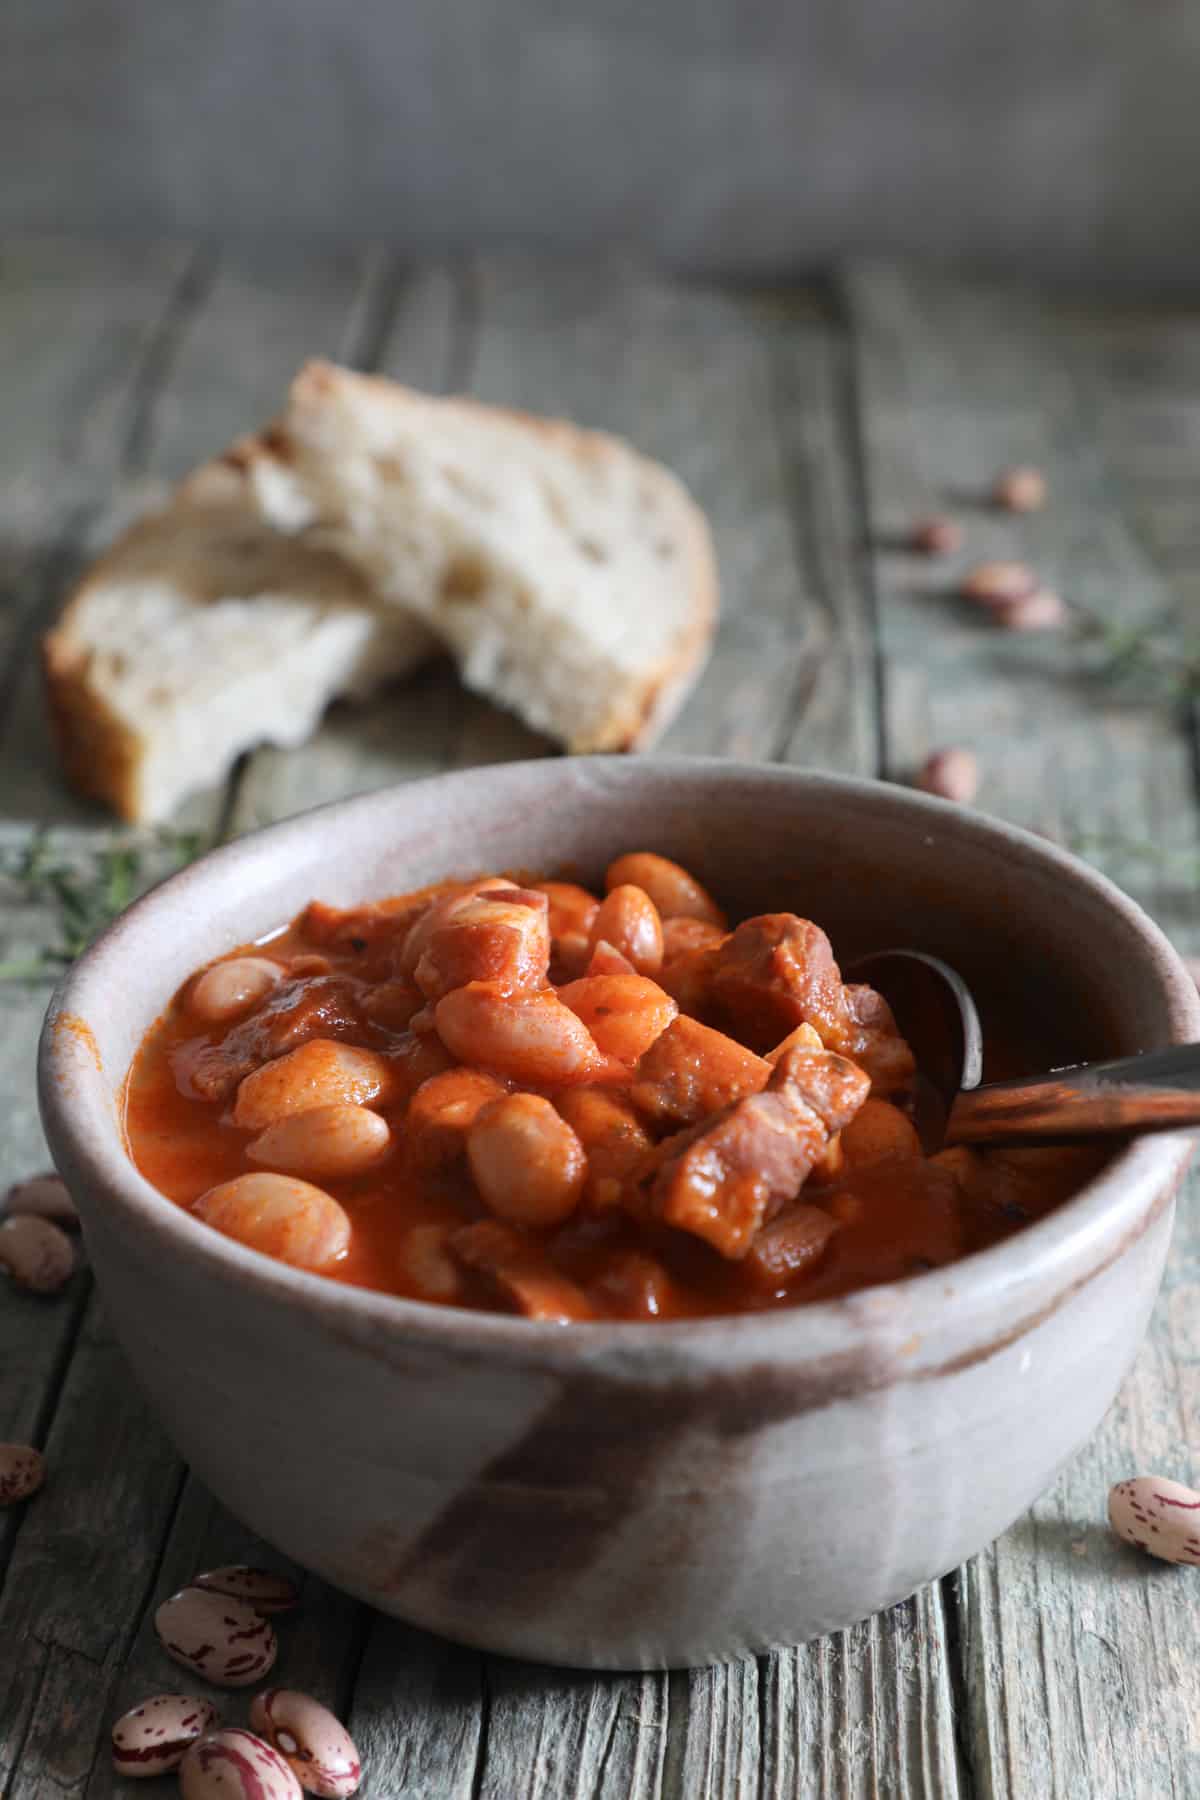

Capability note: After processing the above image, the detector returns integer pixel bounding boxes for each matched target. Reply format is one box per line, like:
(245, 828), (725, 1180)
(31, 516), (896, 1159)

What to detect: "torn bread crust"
(245, 363), (719, 753)
(42, 451), (437, 823)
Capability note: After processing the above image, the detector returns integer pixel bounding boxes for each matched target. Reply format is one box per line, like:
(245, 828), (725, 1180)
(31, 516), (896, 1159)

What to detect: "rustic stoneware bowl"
(39, 758), (1199, 1669)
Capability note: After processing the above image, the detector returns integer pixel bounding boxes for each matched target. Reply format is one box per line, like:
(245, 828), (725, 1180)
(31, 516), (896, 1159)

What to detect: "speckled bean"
(0, 1215), (74, 1293)
(180, 1729), (302, 1799)
(192, 1174), (351, 1272)
(111, 1694), (218, 1778)
(189, 956), (283, 1023)
(916, 748), (979, 806)
(247, 1103), (391, 1180)
(1108, 1475), (1200, 1565)
(249, 1690), (362, 1798)
(191, 1564), (300, 1614)
(154, 1587), (277, 1687)
(0, 1443), (44, 1504)
(1, 1173), (78, 1229)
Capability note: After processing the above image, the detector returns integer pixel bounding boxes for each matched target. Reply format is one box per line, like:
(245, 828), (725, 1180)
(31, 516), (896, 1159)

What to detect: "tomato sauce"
(123, 857), (1106, 1323)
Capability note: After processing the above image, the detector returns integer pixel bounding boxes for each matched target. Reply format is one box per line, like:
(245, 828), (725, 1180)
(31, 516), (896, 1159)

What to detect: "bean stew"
(124, 852), (1104, 1322)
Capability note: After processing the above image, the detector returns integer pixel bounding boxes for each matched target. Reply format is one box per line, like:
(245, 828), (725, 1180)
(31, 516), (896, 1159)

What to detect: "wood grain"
(6, 3), (1200, 284)
(848, 261), (1200, 1800)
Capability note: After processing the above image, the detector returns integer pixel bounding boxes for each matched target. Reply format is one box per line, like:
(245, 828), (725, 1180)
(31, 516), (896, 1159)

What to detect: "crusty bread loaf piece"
(43, 453), (437, 824)
(246, 363), (719, 751)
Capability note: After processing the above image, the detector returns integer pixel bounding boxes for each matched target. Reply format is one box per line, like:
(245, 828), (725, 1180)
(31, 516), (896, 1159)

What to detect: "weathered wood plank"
(847, 261), (1200, 1800)
(0, 1293), (183, 1797)
(759, 1587), (961, 1799)
(0, 246), (386, 1794)
(347, 1619), (483, 1799)
(86, 1475), (363, 1798)
(476, 1661), (666, 1800)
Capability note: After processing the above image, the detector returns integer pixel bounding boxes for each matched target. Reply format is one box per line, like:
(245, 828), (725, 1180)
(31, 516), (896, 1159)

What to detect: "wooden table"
(1, 244), (1198, 1798)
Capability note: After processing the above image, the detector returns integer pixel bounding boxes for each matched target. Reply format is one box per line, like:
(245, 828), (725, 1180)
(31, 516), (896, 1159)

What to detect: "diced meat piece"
(387, 1030), (456, 1103)
(705, 914), (851, 1052)
(449, 1220), (594, 1321)
(555, 1086), (653, 1211)
(765, 1022), (823, 1061)
(629, 1015), (771, 1128)
(361, 978), (425, 1030)
(644, 1083), (832, 1259)
(661, 916), (727, 961)
(557, 974), (677, 1064)
(743, 1204), (838, 1289)
(841, 984), (917, 1097)
(590, 1250), (677, 1319)
(406, 1068), (510, 1172)
(174, 974), (367, 1102)
(301, 892), (438, 955)
(398, 877), (519, 980)
(414, 887), (550, 1000)
(767, 1044), (870, 1134)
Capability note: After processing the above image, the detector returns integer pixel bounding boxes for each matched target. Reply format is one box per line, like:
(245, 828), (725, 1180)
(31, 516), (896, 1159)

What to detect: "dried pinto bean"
(179, 1729), (302, 1799)
(154, 1587), (277, 1687)
(249, 1689), (362, 1797)
(1108, 1475), (1200, 1565)
(111, 1694), (219, 1778)
(916, 748), (978, 805)
(1, 1173), (78, 1229)
(0, 1443), (44, 1504)
(0, 1215), (74, 1293)
(191, 1564), (300, 1614)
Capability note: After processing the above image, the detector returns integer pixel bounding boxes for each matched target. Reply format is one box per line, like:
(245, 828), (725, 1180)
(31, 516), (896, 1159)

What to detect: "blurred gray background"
(6, 0), (1200, 280)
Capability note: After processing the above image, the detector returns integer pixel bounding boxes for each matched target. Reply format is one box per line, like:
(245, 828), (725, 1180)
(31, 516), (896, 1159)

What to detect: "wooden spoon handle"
(945, 1044), (1200, 1146)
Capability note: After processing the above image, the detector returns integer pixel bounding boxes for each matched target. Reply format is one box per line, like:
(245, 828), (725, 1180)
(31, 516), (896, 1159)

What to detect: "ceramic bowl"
(38, 758), (1199, 1669)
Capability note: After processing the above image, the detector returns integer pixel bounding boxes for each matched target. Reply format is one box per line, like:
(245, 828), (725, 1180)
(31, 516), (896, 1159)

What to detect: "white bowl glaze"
(38, 759), (1199, 1668)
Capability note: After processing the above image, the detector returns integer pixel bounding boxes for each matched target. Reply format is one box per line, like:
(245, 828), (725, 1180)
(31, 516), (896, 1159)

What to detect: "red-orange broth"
(124, 854), (1105, 1322)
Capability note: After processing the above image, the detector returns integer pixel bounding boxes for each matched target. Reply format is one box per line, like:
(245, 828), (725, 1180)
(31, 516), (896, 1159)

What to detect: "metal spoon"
(846, 949), (1200, 1149)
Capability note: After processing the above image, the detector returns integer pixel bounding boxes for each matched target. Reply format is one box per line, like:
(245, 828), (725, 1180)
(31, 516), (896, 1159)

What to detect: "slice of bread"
(43, 452), (437, 824)
(245, 363), (719, 752)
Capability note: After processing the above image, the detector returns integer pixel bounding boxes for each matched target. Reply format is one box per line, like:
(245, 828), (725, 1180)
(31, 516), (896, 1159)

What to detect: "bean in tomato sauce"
(123, 852), (1105, 1322)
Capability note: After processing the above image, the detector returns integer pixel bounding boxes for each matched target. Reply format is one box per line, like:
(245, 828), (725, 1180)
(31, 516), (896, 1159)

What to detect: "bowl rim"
(38, 756), (1200, 1370)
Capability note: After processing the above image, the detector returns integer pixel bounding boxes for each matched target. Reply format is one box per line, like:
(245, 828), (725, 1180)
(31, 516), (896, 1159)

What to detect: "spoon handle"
(945, 1044), (1200, 1146)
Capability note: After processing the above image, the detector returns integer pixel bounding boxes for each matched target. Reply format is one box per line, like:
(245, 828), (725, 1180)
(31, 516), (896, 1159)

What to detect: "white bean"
(247, 1104), (390, 1180)
(189, 956), (283, 1023)
(192, 1173), (350, 1271)
(468, 1094), (586, 1226)
(0, 1216), (74, 1293)
(234, 1040), (392, 1133)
